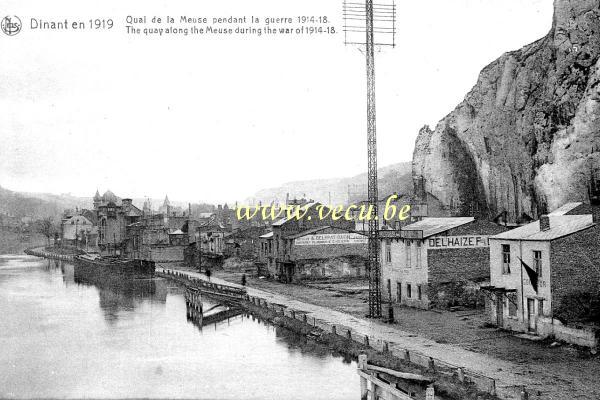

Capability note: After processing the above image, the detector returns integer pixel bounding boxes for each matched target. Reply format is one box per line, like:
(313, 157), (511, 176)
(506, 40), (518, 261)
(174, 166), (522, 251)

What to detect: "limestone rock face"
(412, 0), (600, 221)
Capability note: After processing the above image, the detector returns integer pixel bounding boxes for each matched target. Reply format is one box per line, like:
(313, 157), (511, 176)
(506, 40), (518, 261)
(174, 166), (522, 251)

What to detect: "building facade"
(61, 215), (97, 248)
(381, 217), (508, 309)
(485, 205), (600, 346)
(259, 225), (367, 282)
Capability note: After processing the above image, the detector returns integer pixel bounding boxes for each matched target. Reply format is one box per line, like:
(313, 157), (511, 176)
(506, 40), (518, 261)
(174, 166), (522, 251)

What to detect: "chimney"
(539, 215), (551, 231)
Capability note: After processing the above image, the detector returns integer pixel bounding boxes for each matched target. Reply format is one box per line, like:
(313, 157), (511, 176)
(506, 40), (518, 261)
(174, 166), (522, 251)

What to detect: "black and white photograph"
(1, 0), (600, 399)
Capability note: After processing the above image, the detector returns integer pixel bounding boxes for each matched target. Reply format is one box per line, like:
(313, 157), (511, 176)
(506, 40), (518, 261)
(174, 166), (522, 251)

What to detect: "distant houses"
(59, 188), (600, 347)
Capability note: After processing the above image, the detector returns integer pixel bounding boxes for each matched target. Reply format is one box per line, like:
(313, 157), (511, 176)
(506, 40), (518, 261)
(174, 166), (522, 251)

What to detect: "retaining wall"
(159, 269), (501, 398)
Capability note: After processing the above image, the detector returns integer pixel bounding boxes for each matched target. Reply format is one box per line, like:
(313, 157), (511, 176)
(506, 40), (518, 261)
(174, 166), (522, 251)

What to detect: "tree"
(37, 217), (55, 245)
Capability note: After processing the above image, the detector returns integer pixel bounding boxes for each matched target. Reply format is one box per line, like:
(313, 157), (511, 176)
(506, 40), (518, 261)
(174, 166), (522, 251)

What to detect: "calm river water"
(0, 255), (357, 399)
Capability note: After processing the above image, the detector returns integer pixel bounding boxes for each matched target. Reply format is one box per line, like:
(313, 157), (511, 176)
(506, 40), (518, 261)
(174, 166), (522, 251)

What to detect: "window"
(385, 240), (392, 263)
(533, 250), (542, 277)
(502, 244), (511, 274)
(406, 240), (412, 267)
(387, 279), (392, 300)
(416, 240), (422, 268)
(407, 283), (412, 298)
(538, 299), (544, 317)
(417, 285), (422, 300)
(396, 282), (402, 302)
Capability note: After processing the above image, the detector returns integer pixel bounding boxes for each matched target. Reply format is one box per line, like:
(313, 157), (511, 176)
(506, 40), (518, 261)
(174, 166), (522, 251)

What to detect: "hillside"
(0, 186), (72, 220)
(412, 0), (600, 221)
(246, 162), (412, 206)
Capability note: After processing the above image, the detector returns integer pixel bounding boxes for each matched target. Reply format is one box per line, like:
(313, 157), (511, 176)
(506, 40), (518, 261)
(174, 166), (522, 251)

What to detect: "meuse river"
(0, 255), (357, 399)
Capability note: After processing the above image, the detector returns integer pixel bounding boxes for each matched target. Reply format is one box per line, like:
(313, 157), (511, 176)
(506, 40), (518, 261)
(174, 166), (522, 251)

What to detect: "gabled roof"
(491, 215), (595, 241)
(259, 231), (273, 239)
(401, 217), (475, 238)
(197, 221), (227, 231)
(169, 229), (184, 235)
(272, 202), (320, 226)
(64, 215), (93, 225)
(548, 202), (583, 215)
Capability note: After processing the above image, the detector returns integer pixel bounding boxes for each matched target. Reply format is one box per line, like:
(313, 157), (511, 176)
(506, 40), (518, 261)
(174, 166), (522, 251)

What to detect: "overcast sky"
(1, 0), (553, 204)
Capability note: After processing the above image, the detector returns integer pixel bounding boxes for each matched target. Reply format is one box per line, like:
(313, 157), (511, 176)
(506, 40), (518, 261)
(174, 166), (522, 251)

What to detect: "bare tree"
(37, 217), (55, 245)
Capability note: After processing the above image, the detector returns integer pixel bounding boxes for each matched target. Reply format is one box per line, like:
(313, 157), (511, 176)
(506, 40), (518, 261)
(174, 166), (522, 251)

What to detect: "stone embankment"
(159, 268), (502, 400)
(24, 246), (78, 261)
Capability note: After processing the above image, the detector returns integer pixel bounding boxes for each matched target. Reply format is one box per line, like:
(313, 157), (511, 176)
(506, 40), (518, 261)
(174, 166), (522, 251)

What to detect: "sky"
(0, 0), (554, 204)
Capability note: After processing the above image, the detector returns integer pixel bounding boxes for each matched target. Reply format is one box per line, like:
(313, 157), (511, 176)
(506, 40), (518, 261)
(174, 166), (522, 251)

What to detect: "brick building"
(380, 217), (508, 309)
(257, 231), (274, 275)
(97, 199), (143, 256)
(485, 203), (600, 346)
(225, 226), (268, 260)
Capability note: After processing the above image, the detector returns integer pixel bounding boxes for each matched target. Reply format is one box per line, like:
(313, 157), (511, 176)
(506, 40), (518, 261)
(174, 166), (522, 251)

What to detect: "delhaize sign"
(294, 233), (367, 246)
(427, 236), (489, 249)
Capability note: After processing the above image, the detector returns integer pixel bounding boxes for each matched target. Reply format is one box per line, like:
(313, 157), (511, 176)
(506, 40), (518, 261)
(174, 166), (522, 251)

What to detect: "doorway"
(527, 298), (537, 332)
(496, 295), (504, 327)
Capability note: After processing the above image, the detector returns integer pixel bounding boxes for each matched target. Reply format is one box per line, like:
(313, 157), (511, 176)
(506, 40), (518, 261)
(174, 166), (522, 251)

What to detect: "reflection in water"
(275, 325), (354, 365)
(0, 255), (358, 399)
(73, 263), (168, 324)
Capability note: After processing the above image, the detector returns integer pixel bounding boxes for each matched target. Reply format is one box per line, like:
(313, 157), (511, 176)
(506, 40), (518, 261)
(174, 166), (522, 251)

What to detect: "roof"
(491, 215), (595, 241)
(259, 232), (273, 239)
(64, 215), (93, 225)
(169, 229), (185, 235)
(272, 202), (320, 226)
(401, 217), (475, 238)
(548, 202), (583, 215)
(101, 190), (119, 203)
(272, 216), (289, 226)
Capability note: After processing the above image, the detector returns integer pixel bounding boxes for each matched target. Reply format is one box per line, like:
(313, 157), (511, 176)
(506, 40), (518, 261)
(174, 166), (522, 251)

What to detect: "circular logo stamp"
(1, 16), (22, 36)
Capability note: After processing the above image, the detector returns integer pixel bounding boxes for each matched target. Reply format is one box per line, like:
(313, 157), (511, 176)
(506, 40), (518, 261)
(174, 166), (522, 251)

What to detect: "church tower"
(93, 189), (101, 210)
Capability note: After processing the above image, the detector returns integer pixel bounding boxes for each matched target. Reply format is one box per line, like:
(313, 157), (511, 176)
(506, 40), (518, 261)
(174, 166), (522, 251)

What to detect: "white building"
(485, 207), (600, 347)
(62, 215), (97, 247)
(380, 217), (507, 309)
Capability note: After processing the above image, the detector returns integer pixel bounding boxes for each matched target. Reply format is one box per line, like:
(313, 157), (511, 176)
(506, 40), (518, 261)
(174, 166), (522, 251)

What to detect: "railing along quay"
(156, 269), (508, 398)
(160, 269), (247, 301)
(244, 293), (501, 397)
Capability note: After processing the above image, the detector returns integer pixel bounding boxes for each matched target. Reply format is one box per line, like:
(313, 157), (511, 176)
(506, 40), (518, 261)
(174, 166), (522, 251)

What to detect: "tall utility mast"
(344, 0), (395, 318)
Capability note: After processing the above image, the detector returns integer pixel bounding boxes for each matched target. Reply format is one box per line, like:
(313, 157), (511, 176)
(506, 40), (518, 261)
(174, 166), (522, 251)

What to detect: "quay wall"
(24, 247), (78, 261)
(159, 269), (502, 400)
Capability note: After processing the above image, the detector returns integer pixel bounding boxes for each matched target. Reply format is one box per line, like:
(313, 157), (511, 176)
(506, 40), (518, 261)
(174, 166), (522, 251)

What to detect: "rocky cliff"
(412, 0), (600, 221)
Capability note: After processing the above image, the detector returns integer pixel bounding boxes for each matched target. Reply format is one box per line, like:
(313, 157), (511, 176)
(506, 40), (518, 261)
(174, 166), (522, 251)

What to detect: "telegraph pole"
(344, 0), (395, 318)
(365, 0), (382, 318)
